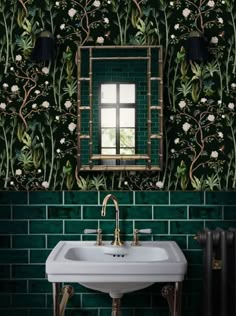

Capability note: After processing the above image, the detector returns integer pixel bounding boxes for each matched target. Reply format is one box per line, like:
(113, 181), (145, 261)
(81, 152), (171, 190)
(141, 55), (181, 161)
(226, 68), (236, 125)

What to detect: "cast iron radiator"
(195, 228), (236, 316)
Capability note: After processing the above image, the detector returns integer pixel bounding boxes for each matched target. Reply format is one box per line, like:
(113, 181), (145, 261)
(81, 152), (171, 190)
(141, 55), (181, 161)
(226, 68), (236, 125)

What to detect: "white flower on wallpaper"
(64, 100), (72, 109)
(68, 122), (76, 132)
(15, 55), (22, 61)
(218, 132), (224, 139)
(68, 8), (76, 17)
(207, 0), (215, 7)
(179, 100), (186, 109)
(210, 36), (218, 44)
(182, 122), (191, 132)
(60, 24), (66, 30)
(218, 18), (224, 24)
(32, 103), (37, 109)
(93, 0), (101, 7)
(42, 101), (50, 108)
(228, 103), (234, 110)
(15, 169), (22, 176)
(200, 98), (207, 103)
(104, 17), (109, 24)
(174, 138), (180, 144)
(60, 138), (65, 144)
(207, 114), (215, 122)
(2, 83), (8, 88)
(0, 102), (6, 110)
(42, 181), (49, 188)
(174, 24), (180, 30)
(156, 181), (164, 189)
(42, 67), (49, 74)
(211, 151), (218, 158)
(96, 36), (104, 44)
(11, 85), (19, 93)
(182, 8), (191, 18)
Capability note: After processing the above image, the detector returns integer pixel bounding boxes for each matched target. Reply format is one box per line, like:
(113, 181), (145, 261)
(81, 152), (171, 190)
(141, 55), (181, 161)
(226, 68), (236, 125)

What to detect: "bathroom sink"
(46, 241), (187, 297)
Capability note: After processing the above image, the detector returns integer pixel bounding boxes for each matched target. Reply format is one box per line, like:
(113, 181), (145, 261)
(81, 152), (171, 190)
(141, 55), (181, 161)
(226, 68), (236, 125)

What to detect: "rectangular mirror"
(77, 46), (163, 171)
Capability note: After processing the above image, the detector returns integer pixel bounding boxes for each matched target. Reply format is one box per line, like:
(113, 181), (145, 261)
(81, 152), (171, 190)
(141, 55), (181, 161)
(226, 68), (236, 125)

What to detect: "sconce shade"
(185, 31), (208, 62)
(32, 31), (56, 62)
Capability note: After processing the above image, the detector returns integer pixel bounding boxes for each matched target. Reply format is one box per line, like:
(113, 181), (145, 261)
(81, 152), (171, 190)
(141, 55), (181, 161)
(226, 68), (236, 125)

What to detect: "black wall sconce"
(32, 30), (56, 63)
(185, 31), (208, 63)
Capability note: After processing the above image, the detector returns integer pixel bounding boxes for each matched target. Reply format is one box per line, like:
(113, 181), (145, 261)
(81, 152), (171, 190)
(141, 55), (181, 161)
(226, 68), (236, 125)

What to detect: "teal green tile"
(0, 192), (27, 204)
(13, 206), (46, 219)
(100, 309), (134, 316)
(83, 205), (104, 219)
(12, 264), (45, 278)
(206, 191), (236, 205)
(12, 235), (45, 248)
(154, 206), (187, 219)
(170, 221), (204, 234)
(135, 192), (168, 204)
(30, 250), (51, 263)
(12, 294), (46, 307)
(0, 221), (28, 234)
(0, 250), (28, 263)
(29, 280), (52, 293)
(120, 205), (152, 219)
(0, 205), (11, 219)
(65, 309), (98, 316)
(0, 265), (10, 279)
(100, 220), (133, 234)
(205, 220), (236, 230)
(135, 220), (168, 234)
(183, 250), (203, 264)
(47, 234), (81, 248)
(65, 191), (98, 204)
(30, 220), (63, 233)
(151, 294), (168, 308)
(170, 192), (204, 205)
(48, 206), (81, 219)
(82, 293), (111, 308)
(65, 220), (98, 234)
(189, 206), (222, 219)
(0, 310), (28, 316)
(122, 293), (151, 307)
(29, 192), (62, 204)
(0, 280), (27, 293)
(100, 191), (133, 204)
(187, 264), (203, 279)
(184, 279), (203, 293)
(188, 236), (202, 250)
(29, 309), (52, 316)
(224, 206), (236, 219)
(135, 309), (168, 316)
(0, 235), (10, 248)
(0, 294), (11, 307)
(153, 235), (187, 249)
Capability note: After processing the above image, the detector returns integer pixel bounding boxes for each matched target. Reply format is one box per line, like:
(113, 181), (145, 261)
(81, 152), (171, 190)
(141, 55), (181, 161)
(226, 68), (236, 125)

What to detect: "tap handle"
(84, 229), (98, 234)
(138, 229), (152, 234)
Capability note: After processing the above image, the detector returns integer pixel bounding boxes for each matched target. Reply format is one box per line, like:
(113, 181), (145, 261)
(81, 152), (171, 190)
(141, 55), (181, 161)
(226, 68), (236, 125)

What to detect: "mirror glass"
(77, 46), (163, 171)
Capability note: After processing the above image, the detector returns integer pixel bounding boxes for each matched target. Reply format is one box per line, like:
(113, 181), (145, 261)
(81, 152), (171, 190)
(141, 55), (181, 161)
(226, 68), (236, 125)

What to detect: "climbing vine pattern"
(0, 0), (235, 191)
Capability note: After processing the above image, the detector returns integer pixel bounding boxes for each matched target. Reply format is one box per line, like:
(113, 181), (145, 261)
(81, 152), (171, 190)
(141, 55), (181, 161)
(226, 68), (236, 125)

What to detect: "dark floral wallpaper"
(0, 0), (235, 191)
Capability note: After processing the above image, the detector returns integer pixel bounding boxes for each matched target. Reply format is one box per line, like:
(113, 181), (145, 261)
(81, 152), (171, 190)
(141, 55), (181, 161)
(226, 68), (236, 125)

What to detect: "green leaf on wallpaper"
(191, 176), (206, 191)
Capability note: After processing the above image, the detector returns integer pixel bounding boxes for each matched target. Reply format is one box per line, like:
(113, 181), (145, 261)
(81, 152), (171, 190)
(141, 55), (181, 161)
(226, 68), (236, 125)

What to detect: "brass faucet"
(101, 194), (123, 246)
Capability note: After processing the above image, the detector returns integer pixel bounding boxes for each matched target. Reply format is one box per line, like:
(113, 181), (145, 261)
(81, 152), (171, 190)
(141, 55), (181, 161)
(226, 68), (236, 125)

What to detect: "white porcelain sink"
(46, 241), (187, 298)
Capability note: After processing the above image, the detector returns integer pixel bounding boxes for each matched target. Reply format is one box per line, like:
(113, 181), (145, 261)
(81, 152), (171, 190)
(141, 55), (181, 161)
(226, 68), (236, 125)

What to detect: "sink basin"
(46, 241), (187, 298)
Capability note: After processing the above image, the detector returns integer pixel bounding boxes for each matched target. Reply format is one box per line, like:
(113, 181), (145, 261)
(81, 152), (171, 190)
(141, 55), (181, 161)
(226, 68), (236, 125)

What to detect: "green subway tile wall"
(0, 191), (235, 316)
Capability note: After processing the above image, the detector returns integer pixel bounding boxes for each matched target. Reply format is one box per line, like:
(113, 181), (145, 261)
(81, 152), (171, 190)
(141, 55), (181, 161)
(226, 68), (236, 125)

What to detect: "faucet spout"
(101, 194), (123, 246)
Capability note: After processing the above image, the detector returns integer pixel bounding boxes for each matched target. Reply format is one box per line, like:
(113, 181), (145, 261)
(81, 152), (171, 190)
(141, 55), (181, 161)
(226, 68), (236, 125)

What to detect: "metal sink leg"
(52, 283), (74, 316)
(162, 282), (183, 316)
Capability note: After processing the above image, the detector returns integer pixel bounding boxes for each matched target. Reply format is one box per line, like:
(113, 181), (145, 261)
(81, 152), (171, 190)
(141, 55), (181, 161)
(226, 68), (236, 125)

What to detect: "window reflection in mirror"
(100, 83), (136, 165)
